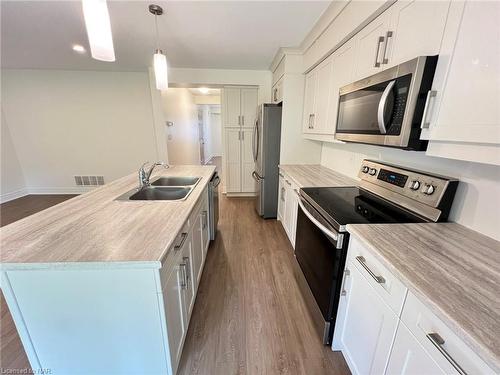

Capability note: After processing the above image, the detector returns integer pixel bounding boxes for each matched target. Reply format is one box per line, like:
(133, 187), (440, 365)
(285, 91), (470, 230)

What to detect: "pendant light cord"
(154, 14), (159, 51)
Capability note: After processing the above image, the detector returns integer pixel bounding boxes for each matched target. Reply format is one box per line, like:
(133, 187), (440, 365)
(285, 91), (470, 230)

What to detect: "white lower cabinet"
(162, 248), (188, 374)
(335, 260), (399, 375)
(335, 235), (496, 375)
(277, 171), (298, 247)
(386, 322), (445, 375)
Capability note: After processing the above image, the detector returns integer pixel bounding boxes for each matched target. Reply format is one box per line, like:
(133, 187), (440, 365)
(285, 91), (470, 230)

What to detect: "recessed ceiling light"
(72, 44), (86, 53)
(199, 87), (210, 94)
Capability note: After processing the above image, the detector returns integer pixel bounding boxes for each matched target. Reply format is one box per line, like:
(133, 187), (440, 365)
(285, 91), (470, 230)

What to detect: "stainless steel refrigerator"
(252, 103), (282, 218)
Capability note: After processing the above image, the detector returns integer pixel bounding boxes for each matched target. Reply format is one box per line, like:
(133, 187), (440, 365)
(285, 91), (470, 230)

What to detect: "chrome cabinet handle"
(374, 36), (385, 68)
(308, 114), (313, 129)
(279, 172), (284, 178)
(382, 31), (393, 64)
(355, 256), (385, 284)
(420, 90), (437, 129)
(281, 187), (285, 201)
(174, 232), (188, 251)
(180, 262), (187, 289)
(340, 269), (350, 296)
(285, 179), (291, 186)
(202, 211), (208, 229)
(183, 256), (191, 287)
(241, 115), (244, 126)
(273, 88), (278, 102)
(427, 333), (467, 375)
(311, 114), (315, 129)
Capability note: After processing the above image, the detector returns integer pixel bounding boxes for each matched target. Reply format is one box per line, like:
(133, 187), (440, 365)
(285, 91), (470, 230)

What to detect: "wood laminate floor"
(178, 196), (350, 375)
(0, 193), (350, 375)
(1, 194), (77, 371)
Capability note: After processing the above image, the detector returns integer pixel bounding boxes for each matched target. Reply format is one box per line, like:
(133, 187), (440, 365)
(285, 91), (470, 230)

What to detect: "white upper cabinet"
(328, 38), (356, 136)
(224, 88), (242, 128)
(422, 1), (500, 165)
(353, 10), (391, 80)
(223, 87), (258, 128)
(240, 88), (258, 127)
(384, 0), (450, 68)
(302, 69), (317, 133)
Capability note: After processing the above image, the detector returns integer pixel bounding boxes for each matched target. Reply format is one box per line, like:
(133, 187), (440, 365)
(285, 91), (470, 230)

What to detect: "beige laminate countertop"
(279, 164), (357, 188)
(0, 165), (216, 266)
(347, 222), (500, 372)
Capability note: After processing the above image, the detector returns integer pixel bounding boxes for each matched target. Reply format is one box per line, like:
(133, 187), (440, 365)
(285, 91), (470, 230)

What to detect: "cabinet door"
(191, 213), (204, 286)
(302, 70), (317, 133)
(354, 10), (390, 80)
(386, 323), (445, 375)
(384, 0), (450, 68)
(224, 88), (241, 127)
(241, 128), (256, 193)
(240, 88), (258, 127)
(424, 1), (500, 148)
(284, 181), (298, 247)
(336, 261), (399, 375)
(277, 173), (286, 222)
(182, 233), (195, 317)
(225, 129), (241, 192)
(162, 251), (187, 372)
(312, 55), (334, 134)
(201, 205), (210, 258)
(327, 39), (356, 136)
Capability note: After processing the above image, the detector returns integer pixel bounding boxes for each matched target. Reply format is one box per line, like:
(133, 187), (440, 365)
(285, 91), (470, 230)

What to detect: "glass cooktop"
(300, 187), (424, 232)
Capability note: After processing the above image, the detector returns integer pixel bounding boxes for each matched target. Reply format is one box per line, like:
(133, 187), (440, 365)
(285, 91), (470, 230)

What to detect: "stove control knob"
(423, 184), (435, 195)
(410, 180), (420, 190)
(368, 168), (377, 176)
(362, 166), (370, 174)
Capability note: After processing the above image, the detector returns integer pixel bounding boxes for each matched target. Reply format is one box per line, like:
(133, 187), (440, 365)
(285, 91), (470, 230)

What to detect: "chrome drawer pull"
(340, 269), (350, 296)
(355, 256), (385, 284)
(427, 333), (467, 375)
(174, 232), (188, 251)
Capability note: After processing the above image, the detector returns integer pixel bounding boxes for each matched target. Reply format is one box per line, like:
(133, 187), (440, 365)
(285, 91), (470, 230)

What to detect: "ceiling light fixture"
(82, 0), (115, 62)
(199, 87), (210, 94)
(149, 4), (168, 91)
(72, 44), (86, 53)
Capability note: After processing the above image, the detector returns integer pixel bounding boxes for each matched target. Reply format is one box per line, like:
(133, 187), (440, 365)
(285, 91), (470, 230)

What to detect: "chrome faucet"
(139, 161), (169, 188)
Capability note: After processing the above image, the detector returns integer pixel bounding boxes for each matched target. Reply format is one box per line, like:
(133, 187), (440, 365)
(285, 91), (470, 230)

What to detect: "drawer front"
(402, 291), (495, 375)
(348, 236), (407, 316)
(159, 220), (190, 288)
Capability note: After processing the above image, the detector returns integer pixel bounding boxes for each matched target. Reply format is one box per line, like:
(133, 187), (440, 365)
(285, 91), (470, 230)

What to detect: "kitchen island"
(0, 165), (216, 375)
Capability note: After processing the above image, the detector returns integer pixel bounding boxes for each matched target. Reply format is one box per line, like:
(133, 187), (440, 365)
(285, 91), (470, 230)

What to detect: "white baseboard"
(0, 188), (29, 203)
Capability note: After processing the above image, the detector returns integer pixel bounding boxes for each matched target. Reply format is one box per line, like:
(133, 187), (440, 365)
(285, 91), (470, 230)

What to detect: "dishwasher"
(208, 172), (220, 240)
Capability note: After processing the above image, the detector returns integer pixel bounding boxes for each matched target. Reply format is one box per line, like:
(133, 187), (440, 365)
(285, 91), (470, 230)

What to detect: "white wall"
(1, 108), (27, 201)
(1, 69), (159, 194)
(162, 88), (200, 165)
(320, 142), (500, 241)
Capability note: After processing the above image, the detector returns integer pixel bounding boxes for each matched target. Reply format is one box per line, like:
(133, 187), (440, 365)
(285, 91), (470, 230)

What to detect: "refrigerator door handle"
(253, 118), (259, 162)
(252, 171), (263, 181)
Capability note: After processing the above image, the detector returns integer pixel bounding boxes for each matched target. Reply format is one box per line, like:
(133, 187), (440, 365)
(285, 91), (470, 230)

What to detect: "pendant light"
(82, 0), (115, 62)
(149, 4), (168, 91)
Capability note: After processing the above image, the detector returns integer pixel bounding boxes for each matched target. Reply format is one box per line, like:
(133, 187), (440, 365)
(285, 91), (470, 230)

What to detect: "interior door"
(224, 88), (241, 127)
(241, 128), (255, 193)
(240, 88), (258, 127)
(225, 129), (241, 192)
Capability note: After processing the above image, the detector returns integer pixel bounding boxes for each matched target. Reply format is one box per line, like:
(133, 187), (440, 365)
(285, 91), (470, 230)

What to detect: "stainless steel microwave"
(335, 56), (438, 150)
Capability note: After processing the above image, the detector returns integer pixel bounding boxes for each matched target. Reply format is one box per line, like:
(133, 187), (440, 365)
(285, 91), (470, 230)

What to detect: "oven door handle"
(297, 195), (343, 249)
(377, 80), (395, 135)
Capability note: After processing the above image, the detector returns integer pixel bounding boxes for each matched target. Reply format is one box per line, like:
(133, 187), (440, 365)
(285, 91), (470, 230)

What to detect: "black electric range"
(293, 160), (459, 345)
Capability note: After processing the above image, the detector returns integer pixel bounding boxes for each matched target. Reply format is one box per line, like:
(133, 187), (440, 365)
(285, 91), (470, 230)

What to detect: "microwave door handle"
(297, 194), (343, 249)
(377, 80), (396, 135)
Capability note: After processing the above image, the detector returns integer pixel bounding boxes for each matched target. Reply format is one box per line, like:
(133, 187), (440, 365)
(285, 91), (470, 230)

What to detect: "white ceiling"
(1, 1), (330, 71)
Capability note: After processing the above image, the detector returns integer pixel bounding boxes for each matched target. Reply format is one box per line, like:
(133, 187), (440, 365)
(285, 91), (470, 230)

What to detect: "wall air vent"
(74, 176), (105, 186)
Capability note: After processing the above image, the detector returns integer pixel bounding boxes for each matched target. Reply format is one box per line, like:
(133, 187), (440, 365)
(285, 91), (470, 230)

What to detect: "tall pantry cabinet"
(222, 87), (259, 195)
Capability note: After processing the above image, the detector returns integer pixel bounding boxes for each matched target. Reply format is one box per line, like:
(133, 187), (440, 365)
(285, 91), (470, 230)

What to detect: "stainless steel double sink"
(116, 176), (200, 201)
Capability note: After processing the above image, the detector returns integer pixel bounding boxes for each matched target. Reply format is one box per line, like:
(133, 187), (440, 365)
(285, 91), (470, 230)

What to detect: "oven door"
(294, 195), (347, 345)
